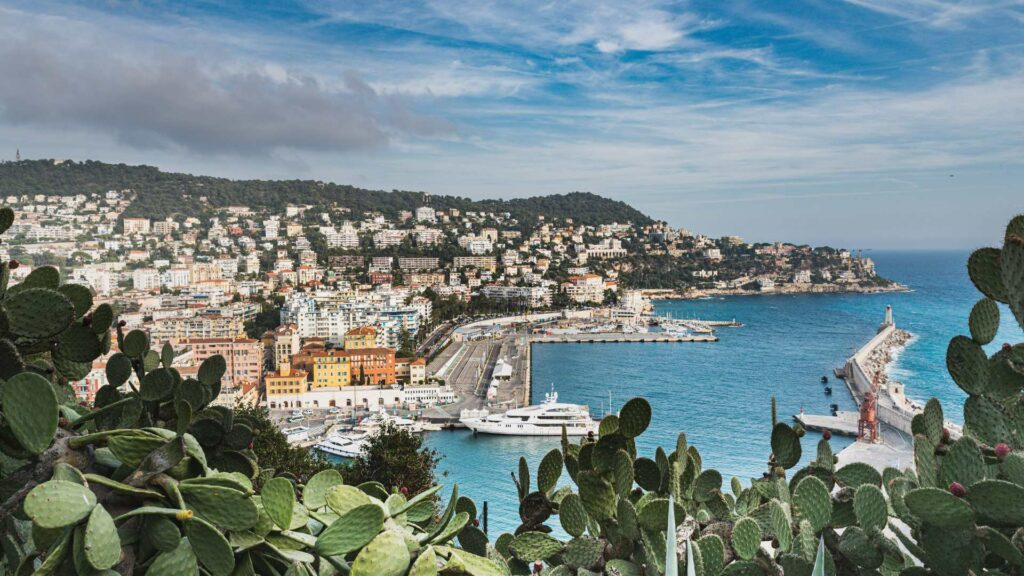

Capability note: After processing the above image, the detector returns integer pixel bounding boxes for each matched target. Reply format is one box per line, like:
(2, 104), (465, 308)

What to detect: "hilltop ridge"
(0, 159), (653, 228)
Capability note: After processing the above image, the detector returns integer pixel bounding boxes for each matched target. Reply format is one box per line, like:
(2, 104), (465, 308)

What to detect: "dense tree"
(340, 422), (443, 495)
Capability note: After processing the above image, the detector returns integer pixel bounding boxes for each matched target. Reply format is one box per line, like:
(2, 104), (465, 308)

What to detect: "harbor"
(423, 309), (739, 428)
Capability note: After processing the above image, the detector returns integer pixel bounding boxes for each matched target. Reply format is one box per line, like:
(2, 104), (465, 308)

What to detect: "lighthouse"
(884, 305), (893, 327)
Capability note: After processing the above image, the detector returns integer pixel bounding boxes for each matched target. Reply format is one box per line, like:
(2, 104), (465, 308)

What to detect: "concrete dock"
(793, 411), (860, 437)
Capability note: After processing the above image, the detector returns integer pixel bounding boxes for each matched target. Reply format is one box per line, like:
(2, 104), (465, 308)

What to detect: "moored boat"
(459, 392), (599, 436)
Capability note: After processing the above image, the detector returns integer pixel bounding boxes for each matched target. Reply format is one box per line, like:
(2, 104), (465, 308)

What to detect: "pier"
(794, 306), (954, 471)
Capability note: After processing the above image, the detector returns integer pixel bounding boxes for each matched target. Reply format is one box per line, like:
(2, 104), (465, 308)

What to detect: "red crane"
(858, 374), (881, 443)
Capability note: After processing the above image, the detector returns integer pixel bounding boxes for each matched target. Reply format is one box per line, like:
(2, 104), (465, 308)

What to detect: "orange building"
(348, 347), (397, 386)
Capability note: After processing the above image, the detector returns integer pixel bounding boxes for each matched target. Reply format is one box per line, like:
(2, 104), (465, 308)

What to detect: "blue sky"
(1, 0), (1022, 248)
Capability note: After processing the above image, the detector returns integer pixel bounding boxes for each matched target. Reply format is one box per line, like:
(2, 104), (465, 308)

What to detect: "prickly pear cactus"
(0, 208), (500, 575)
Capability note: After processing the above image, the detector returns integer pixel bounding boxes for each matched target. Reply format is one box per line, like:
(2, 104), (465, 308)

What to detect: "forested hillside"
(0, 159), (652, 226)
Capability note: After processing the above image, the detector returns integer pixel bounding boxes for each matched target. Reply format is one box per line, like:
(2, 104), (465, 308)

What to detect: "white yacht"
(314, 431), (369, 458)
(460, 392), (599, 436)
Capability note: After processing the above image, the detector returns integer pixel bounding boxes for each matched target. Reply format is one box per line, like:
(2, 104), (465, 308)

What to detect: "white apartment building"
(132, 268), (162, 291)
(415, 206), (436, 223)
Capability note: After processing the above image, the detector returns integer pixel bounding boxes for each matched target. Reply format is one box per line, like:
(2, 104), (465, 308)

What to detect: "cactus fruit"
(996, 442), (1011, 459)
(948, 482), (967, 497)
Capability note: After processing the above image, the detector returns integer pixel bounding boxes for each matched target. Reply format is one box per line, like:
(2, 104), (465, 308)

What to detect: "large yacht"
(314, 431), (369, 458)
(460, 392), (599, 436)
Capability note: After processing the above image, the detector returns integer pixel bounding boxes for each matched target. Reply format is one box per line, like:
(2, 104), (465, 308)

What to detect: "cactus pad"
(833, 462), (881, 489)
(83, 504), (121, 570)
(1, 371), (58, 454)
(537, 448), (563, 494)
(263, 476), (296, 530)
(105, 353), (133, 387)
(198, 355), (227, 386)
(853, 484), (887, 532)
(731, 517), (761, 560)
(558, 492), (588, 538)
(618, 397), (651, 438)
(966, 479), (1024, 525)
(147, 537), (198, 576)
(770, 423), (801, 469)
(303, 469), (343, 510)
(509, 531), (564, 561)
(692, 469), (723, 502)
(969, 298), (1000, 344)
(939, 435), (987, 487)
(179, 483), (259, 531)
(946, 335), (989, 395)
(325, 484), (374, 517)
(903, 487), (974, 528)
(968, 247), (1008, 302)
(24, 480), (97, 528)
(4, 287), (74, 339)
(634, 457), (662, 492)
(963, 395), (1011, 446)
(141, 368), (174, 401)
(793, 475), (831, 533)
(0, 207), (12, 233)
(577, 470), (616, 521)
(563, 536), (604, 569)
(122, 329), (150, 358)
(91, 303), (114, 333)
(1002, 231), (1024, 326)
(837, 526), (881, 569)
(144, 516), (181, 552)
(184, 516), (235, 575)
(350, 529), (411, 576)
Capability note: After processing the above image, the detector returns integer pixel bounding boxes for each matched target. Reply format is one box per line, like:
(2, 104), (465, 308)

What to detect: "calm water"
(425, 250), (1023, 535)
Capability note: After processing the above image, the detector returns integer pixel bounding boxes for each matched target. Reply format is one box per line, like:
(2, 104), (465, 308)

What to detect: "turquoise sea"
(424, 250), (1024, 535)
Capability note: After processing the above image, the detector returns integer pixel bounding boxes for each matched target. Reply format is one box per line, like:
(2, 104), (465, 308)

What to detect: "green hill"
(0, 159), (652, 227)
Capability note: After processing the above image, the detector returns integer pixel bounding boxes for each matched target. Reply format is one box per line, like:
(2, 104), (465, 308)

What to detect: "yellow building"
(312, 350), (351, 388)
(344, 326), (377, 350)
(266, 362), (308, 397)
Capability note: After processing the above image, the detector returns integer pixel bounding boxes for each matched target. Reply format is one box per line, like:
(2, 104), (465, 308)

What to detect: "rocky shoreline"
(641, 282), (910, 301)
(861, 327), (914, 388)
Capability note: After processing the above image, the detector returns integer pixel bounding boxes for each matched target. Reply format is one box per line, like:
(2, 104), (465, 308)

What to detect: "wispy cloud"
(0, 0), (1021, 247)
